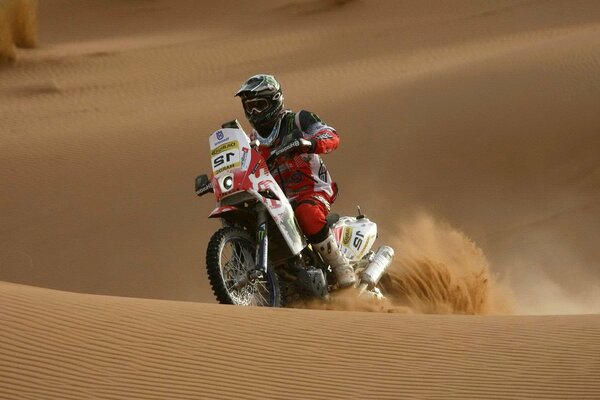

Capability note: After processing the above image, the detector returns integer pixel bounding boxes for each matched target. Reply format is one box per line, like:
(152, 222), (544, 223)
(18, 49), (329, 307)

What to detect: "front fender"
(208, 205), (239, 219)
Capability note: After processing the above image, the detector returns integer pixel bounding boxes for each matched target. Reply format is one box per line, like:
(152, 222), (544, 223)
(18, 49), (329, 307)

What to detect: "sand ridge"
(1, 281), (599, 400)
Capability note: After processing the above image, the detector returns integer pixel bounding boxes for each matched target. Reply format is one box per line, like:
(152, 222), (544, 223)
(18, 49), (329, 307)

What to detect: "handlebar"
(266, 138), (313, 167)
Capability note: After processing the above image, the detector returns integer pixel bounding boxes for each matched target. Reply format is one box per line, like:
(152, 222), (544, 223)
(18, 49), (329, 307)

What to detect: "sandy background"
(1, 1), (600, 397)
(2, 0), (599, 313)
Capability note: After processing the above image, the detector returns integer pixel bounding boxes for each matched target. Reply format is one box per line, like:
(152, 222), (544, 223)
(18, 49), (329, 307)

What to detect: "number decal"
(353, 231), (364, 249)
(213, 152), (236, 168)
(213, 155), (224, 167)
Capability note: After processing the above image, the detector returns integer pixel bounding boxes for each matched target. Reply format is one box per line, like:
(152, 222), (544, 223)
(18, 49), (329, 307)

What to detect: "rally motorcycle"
(195, 120), (394, 307)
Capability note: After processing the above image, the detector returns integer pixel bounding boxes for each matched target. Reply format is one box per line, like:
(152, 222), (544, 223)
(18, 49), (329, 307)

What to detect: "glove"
(268, 138), (313, 164)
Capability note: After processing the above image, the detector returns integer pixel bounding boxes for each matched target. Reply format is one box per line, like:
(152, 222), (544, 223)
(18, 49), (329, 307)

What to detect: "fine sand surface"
(1, 0), (600, 398)
(1, 281), (600, 400)
(1, 0), (599, 311)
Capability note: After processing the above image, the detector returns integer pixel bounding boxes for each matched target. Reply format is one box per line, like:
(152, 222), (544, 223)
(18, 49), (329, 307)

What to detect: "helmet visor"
(243, 97), (270, 115)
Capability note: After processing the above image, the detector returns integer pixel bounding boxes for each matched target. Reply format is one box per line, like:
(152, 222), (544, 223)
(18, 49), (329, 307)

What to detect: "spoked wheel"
(206, 227), (281, 307)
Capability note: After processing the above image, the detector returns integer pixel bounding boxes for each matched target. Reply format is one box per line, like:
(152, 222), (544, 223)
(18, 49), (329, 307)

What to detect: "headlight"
(219, 174), (234, 192)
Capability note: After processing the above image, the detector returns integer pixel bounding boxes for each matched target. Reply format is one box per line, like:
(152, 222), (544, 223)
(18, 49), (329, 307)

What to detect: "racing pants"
(292, 193), (331, 244)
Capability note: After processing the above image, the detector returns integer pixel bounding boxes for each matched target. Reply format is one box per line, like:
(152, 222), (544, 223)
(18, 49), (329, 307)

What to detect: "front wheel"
(206, 227), (281, 307)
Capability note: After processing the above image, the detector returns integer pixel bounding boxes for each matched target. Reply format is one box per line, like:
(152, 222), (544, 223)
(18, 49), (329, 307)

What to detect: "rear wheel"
(206, 227), (281, 307)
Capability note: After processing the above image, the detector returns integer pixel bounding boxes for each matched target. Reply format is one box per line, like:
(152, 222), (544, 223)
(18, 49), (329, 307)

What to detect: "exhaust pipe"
(359, 245), (394, 292)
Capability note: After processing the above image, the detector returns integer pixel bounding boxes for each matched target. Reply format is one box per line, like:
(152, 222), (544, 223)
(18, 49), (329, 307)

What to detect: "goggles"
(243, 97), (270, 115)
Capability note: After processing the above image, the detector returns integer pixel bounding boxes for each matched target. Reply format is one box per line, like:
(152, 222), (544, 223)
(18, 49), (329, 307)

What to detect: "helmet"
(235, 74), (285, 145)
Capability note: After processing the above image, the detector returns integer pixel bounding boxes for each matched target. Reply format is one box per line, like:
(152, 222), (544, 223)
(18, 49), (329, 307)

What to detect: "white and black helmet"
(235, 74), (285, 145)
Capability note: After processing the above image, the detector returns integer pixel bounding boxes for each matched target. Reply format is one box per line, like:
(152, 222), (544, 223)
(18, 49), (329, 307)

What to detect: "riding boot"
(313, 231), (356, 288)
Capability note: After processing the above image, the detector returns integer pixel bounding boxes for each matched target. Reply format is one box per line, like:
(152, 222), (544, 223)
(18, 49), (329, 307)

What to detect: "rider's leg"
(311, 226), (356, 288)
(294, 198), (356, 287)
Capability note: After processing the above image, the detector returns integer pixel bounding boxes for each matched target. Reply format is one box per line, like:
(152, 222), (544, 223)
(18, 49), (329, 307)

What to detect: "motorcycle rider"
(235, 74), (356, 288)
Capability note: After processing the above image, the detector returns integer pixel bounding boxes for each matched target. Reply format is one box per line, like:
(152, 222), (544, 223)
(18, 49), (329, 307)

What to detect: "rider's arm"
(295, 110), (339, 154)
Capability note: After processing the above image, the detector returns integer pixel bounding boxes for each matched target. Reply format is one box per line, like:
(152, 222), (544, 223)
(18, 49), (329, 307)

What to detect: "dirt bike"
(195, 120), (394, 307)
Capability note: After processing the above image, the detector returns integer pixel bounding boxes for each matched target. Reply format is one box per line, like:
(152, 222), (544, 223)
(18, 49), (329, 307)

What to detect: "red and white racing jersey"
(251, 110), (339, 206)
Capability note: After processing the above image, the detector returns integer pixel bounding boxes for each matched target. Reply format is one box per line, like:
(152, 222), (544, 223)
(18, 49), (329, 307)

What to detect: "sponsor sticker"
(342, 227), (352, 246)
(357, 235), (374, 260)
(214, 162), (240, 175)
(241, 147), (249, 168)
(211, 141), (238, 156)
(315, 132), (333, 140)
(214, 130), (230, 146)
(251, 159), (262, 175)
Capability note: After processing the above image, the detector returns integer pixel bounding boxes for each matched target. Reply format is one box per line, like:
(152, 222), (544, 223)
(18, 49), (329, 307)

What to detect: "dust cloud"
(298, 212), (515, 315)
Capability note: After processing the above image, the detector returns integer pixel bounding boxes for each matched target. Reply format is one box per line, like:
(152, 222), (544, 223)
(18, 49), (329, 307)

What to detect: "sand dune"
(1, 0), (600, 397)
(1, 0), (599, 311)
(1, 281), (599, 399)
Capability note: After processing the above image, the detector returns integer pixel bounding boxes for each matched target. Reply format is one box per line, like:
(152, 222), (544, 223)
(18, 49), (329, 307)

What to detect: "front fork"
(253, 205), (269, 279)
